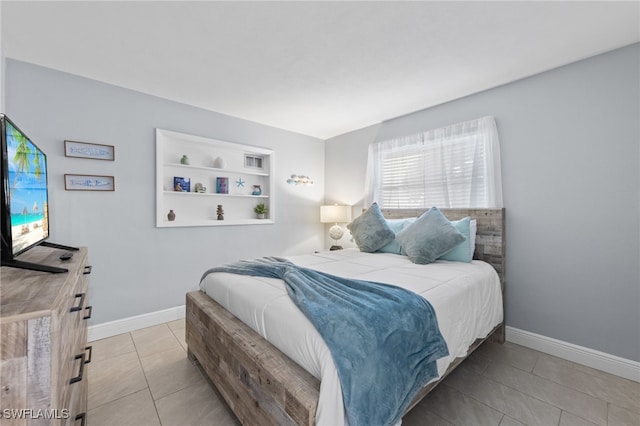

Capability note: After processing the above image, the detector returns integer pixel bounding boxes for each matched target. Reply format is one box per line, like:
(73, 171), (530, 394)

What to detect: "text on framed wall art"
(64, 140), (115, 161)
(64, 174), (115, 191)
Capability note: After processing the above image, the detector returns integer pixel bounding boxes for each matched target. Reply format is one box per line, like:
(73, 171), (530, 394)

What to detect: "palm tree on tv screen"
(10, 126), (32, 195)
(10, 126), (45, 196)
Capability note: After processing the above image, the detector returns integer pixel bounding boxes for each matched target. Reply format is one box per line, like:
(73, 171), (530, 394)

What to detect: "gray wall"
(325, 44), (640, 362)
(5, 59), (326, 325)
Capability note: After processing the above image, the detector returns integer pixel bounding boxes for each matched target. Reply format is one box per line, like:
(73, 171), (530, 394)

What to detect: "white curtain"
(364, 116), (503, 208)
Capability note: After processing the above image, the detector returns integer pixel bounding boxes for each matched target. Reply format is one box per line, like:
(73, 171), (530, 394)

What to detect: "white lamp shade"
(320, 205), (352, 223)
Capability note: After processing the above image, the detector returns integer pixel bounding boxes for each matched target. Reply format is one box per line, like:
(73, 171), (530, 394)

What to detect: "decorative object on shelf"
(320, 204), (352, 250)
(180, 155), (190, 165)
(64, 140), (115, 161)
(216, 177), (229, 194)
(174, 176), (190, 192)
(64, 174), (115, 191)
(236, 178), (245, 188)
(217, 205), (224, 220)
(286, 174), (314, 186)
(254, 203), (268, 219)
(244, 154), (263, 170)
(167, 209), (176, 221)
(195, 182), (206, 193)
(251, 185), (262, 196)
(213, 156), (226, 169)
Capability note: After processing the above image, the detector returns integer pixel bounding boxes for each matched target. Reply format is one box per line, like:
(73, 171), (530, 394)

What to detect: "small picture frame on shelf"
(173, 176), (191, 192)
(64, 174), (115, 191)
(64, 140), (115, 161)
(216, 177), (229, 194)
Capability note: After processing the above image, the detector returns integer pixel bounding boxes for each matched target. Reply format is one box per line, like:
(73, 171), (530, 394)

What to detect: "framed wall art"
(64, 140), (115, 161)
(64, 174), (115, 191)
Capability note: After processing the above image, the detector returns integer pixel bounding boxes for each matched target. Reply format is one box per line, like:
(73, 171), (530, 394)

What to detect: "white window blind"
(364, 116), (503, 209)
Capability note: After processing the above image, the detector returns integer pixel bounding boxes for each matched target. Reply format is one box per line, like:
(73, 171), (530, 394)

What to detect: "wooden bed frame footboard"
(186, 208), (505, 425)
(186, 290), (320, 426)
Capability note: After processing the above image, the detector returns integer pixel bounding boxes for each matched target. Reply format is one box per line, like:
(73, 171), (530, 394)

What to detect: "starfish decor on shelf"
(236, 178), (245, 188)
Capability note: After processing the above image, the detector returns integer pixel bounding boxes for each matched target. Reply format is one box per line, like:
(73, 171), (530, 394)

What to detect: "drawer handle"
(83, 265), (92, 275)
(75, 413), (86, 426)
(70, 353), (86, 384)
(85, 346), (93, 364)
(83, 305), (93, 320)
(70, 293), (85, 312)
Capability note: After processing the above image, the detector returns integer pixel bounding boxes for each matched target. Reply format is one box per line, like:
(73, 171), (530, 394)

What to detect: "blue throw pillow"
(396, 207), (466, 264)
(377, 218), (416, 255)
(346, 203), (395, 253)
(439, 217), (473, 262)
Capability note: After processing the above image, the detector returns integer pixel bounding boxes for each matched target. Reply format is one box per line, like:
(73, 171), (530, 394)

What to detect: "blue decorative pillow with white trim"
(396, 207), (466, 264)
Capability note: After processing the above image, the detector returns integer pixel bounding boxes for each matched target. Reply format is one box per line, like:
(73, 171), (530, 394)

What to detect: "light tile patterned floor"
(88, 320), (640, 426)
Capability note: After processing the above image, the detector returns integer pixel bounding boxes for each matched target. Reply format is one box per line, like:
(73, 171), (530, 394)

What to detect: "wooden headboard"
(380, 208), (505, 290)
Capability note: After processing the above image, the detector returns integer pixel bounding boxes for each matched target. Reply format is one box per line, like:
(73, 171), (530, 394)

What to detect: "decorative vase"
(180, 155), (189, 165)
(167, 210), (176, 221)
(252, 185), (262, 196)
(213, 156), (226, 169)
(217, 204), (224, 220)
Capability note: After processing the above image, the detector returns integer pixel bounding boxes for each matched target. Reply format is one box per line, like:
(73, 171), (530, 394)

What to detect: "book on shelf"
(216, 177), (229, 194)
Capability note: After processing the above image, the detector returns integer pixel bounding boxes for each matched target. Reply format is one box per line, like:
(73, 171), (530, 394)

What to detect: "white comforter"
(199, 249), (503, 425)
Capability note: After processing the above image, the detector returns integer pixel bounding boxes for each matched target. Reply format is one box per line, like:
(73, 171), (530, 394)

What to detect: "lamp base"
(329, 245), (343, 251)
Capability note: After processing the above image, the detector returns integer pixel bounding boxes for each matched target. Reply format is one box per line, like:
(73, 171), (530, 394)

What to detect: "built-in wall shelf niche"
(156, 129), (275, 227)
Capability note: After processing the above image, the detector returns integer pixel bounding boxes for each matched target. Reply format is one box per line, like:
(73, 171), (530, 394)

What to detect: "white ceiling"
(2, 1), (639, 139)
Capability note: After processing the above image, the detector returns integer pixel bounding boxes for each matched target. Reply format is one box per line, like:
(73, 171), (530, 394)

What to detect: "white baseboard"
(506, 326), (640, 383)
(88, 305), (185, 342)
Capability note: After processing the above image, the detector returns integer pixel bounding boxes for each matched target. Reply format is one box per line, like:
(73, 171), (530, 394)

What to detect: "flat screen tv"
(1, 114), (76, 273)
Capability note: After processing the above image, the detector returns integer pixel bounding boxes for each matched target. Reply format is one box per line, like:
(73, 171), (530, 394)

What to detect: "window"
(364, 116), (503, 209)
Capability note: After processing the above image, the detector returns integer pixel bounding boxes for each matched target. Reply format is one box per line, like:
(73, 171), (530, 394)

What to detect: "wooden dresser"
(1, 246), (92, 425)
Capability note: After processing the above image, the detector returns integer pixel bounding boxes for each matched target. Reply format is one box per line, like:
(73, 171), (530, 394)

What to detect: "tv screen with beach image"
(6, 121), (49, 255)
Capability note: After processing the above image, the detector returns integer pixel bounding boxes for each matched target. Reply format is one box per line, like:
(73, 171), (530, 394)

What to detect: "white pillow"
(470, 219), (477, 257)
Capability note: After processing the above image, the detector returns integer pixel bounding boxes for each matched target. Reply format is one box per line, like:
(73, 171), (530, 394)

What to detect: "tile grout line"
(85, 343), (144, 414)
(135, 321), (205, 424)
(86, 386), (148, 415)
(530, 353), (616, 403)
(455, 360), (558, 424)
(443, 382), (507, 426)
(131, 329), (165, 426)
(529, 355), (639, 416)
(478, 357), (609, 426)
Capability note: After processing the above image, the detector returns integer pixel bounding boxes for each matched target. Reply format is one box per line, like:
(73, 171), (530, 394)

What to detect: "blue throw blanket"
(201, 257), (449, 426)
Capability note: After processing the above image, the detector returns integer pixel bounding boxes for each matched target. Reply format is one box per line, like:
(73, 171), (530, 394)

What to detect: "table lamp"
(320, 205), (352, 250)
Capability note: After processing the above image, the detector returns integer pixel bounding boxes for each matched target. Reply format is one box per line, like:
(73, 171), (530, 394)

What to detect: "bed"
(186, 208), (505, 426)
